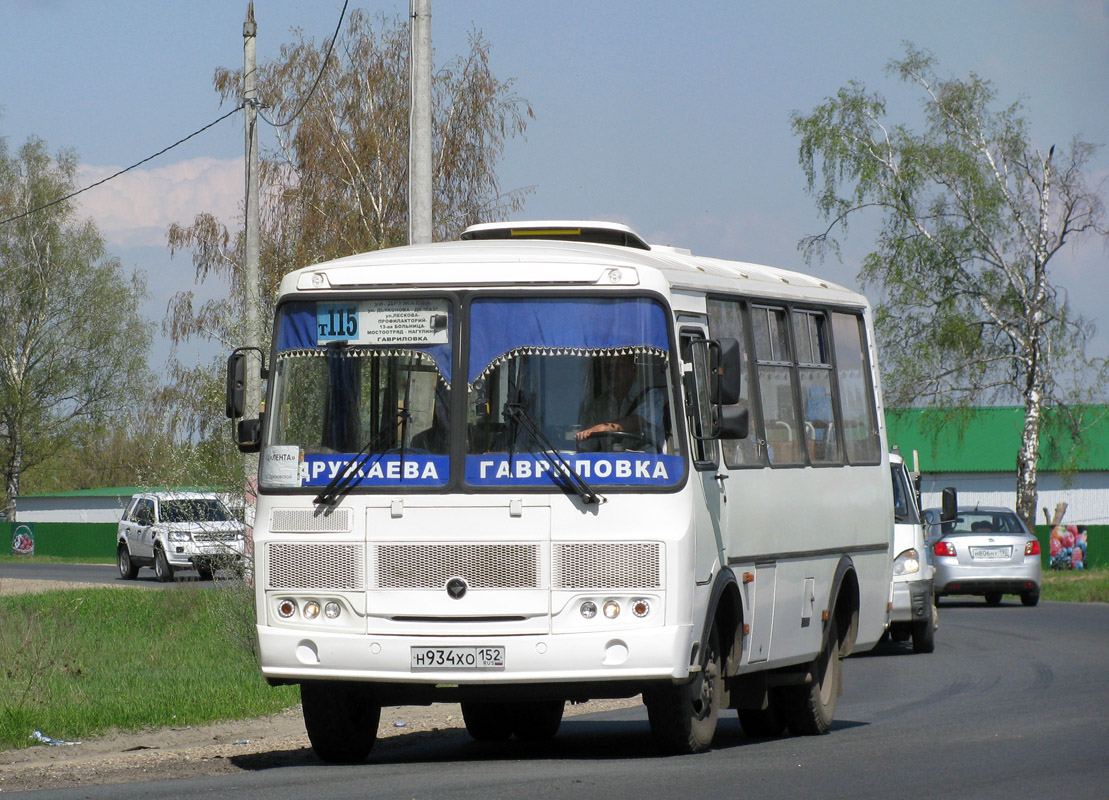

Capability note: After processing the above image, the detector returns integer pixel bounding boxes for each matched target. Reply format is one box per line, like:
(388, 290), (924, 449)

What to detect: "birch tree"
(164, 9), (532, 438)
(791, 44), (1109, 531)
(0, 136), (150, 519)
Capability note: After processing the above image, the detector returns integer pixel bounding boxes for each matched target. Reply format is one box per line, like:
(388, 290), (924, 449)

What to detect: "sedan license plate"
(970, 546), (1012, 560)
(411, 646), (505, 670)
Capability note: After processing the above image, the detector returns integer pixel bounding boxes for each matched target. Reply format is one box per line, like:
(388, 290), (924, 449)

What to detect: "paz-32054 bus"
(226, 221), (894, 760)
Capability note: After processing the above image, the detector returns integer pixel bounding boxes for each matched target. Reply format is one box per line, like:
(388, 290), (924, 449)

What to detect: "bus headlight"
(603, 600), (621, 619)
(580, 601), (598, 619)
(303, 601), (321, 619)
(277, 599), (296, 618)
(631, 599), (651, 618)
(324, 601), (342, 619)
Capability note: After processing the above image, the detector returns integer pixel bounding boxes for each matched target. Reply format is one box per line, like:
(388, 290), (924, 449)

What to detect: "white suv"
(117, 492), (246, 581)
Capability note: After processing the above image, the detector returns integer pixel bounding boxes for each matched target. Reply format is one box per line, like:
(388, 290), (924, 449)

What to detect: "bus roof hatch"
(461, 220), (651, 251)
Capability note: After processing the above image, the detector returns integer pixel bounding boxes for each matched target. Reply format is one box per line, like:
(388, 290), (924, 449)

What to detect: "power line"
(0, 104), (244, 228)
(259, 0), (348, 128)
(0, 0), (349, 228)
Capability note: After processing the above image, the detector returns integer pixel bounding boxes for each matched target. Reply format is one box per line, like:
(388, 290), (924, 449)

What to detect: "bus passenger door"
(680, 325), (727, 584)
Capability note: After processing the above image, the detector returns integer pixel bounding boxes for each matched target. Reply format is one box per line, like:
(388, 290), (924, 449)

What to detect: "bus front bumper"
(257, 623), (695, 691)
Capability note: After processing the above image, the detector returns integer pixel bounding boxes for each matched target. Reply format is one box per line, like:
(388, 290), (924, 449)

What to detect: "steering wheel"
(577, 430), (651, 453)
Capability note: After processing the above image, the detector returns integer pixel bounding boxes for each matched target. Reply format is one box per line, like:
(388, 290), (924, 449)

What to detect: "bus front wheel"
(301, 681), (381, 763)
(644, 626), (722, 754)
(461, 701), (513, 741)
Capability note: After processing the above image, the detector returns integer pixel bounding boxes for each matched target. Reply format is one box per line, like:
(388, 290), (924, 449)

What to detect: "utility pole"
(243, 7), (261, 426)
(408, 0), (433, 245)
(243, 2), (261, 479)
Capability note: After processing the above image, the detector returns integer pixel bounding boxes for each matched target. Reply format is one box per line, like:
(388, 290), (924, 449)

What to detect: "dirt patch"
(0, 697), (640, 793)
(0, 577), (639, 792)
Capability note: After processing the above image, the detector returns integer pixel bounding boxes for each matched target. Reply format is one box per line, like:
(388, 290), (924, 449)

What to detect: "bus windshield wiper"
(502, 401), (605, 505)
(314, 414), (402, 506)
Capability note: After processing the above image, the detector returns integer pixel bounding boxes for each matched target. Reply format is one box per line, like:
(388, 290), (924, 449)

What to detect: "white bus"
(226, 221), (894, 761)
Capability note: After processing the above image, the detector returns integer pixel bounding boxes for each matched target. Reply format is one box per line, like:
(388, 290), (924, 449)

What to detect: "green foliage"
(0, 585), (297, 750)
(0, 135), (152, 515)
(791, 42), (1109, 530)
(792, 43), (1107, 407)
(162, 10), (533, 442)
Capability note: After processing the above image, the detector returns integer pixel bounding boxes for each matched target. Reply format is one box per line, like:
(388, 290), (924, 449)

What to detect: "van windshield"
(890, 463), (919, 524)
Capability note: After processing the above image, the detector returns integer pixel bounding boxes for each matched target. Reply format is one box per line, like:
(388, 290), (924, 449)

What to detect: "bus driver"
(574, 354), (665, 452)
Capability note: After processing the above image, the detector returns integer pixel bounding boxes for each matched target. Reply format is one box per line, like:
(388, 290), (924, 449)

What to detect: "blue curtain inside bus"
(468, 297), (670, 385)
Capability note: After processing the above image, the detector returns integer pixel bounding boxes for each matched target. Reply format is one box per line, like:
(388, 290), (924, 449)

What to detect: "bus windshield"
(261, 298), (453, 490)
(465, 296), (684, 489)
(259, 295), (683, 491)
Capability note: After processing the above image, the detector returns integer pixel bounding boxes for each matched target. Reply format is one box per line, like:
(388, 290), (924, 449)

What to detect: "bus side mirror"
(711, 337), (742, 406)
(226, 347), (268, 419)
(226, 351), (247, 419)
(226, 347), (267, 454)
(715, 405), (749, 440)
(237, 419), (262, 453)
(941, 487), (958, 523)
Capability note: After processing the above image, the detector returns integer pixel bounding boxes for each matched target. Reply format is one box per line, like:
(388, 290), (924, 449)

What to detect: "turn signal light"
(1025, 540), (1041, 556)
(933, 541), (957, 557)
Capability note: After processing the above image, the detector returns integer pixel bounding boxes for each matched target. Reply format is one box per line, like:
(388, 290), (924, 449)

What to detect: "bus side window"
(706, 298), (761, 467)
(830, 312), (881, 464)
(752, 306), (803, 466)
(793, 310), (841, 464)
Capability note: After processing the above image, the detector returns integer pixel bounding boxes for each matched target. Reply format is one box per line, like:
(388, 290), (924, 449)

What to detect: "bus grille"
(270, 508), (352, 533)
(553, 542), (661, 589)
(267, 543), (365, 590)
(373, 544), (540, 589)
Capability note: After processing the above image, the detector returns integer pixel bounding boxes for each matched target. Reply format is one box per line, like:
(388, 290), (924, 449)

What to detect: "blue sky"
(2, 0), (1107, 368)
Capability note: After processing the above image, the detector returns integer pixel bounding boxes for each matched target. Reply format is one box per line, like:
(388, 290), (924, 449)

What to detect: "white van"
(887, 452), (936, 652)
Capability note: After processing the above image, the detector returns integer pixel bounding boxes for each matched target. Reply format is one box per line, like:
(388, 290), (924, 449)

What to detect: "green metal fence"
(7, 522), (117, 559)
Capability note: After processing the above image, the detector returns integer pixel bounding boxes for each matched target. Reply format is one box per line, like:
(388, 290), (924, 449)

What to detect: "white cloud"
(75, 157), (242, 247)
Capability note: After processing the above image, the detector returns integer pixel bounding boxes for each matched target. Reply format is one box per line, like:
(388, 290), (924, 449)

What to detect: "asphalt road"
(0, 560), (221, 586)
(15, 597), (1109, 800)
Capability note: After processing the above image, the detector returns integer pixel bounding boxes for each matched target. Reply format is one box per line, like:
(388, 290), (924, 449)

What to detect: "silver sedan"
(923, 506), (1042, 606)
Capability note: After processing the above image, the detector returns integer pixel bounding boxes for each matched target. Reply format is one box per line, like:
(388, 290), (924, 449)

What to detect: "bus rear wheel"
(779, 616), (840, 736)
(644, 626), (722, 754)
(301, 681), (380, 763)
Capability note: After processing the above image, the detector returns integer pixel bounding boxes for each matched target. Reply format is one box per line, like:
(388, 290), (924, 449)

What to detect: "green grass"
(0, 584), (298, 750)
(1041, 566), (1109, 603)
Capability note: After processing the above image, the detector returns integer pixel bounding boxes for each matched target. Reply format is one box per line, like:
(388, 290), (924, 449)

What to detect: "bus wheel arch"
(828, 556), (860, 658)
(699, 568), (744, 676)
